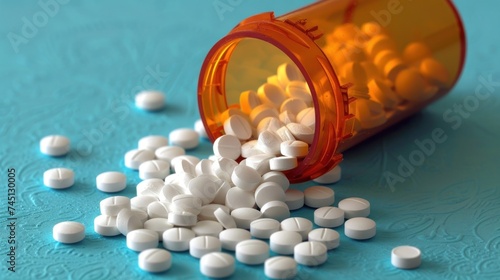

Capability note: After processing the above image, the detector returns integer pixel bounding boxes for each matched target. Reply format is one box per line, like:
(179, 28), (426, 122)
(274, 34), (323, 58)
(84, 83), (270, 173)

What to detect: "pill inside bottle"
(198, 0), (465, 183)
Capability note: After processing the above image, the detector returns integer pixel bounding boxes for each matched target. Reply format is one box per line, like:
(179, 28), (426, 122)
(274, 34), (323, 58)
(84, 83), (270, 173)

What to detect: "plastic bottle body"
(198, 0), (465, 183)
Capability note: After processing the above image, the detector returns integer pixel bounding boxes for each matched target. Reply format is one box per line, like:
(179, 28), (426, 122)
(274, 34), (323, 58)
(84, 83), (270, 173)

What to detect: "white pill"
(170, 155), (200, 169)
(231, 165), (262, 192)
(258, 83), (288, 108)
(304, 186), (335, 208)
(190, 235), (222, 258)
(169, 128), (199, 150)
(270, 231), (302, 255)
(250, 218), (280, 239)
(136, 178), (164, 198)
(94, 215), (120, 236)
(260, 201), (290, 221)
(213, 181), (231, 205)
(235, 239), (270, 265)
(255, 182), (286, 208)
(158, 184), (183, 203)
(100, 196), (131, 216)
(199, 204), (229, 221)
(286, 123), (314, 144)
(168, 211), (197, 227)
(214, 207), (237, 229)
(265, 256), (297, 279)
(40, 135), (70, 156)
(279, 110), (296, 125)
(276, 126), (296, 142)
(249, 104), (280, 127)
(285, 189), (304, 211)
(257, 130), (282, 155)
(240, 90), (261, 114)
(267, 75), (283, 89)
(108, 180), (139, 212)
(269, 156), (298, 171)
(221, 108), (248, 122)
(53, 221), (85, 244)
(294, 241), (327, 266)
(245, 154), (274, 175)
(194, 119), (209, 139)
(213, 135), (241, 160)
(225, 187), (255, 211)
(262, 171), (289, 192)
(162, 227), (195, 251)
(338, 197), (370, 219)
(138, 248), (172, 273)
(308, 228), (340, 250)
(280, 98), (308, 116)
(154, 146), (185, 164)
(344, 217), (376, 240)
(223, 114), (252, 141)
(241, 140), (265, 158)
(391, 245), (422, 269)
(420, 57), (449, 87)
(188, 175), (218, 205)
(126, 229), (159, 251)
(131, 196), (158, 212)
(219, 228), (252, 251)
(314, 207), (344, 228)
(395, 68), (431, 101)
(138, 160), (170, 180)
(147, 201), (171, 219)
(280, 140), (308, 158)
(285, 81), (312, 106)
(281, 217), (312, 240)
(132, 209), (149, 224)
(124, 149), (155, 170)
(192, 220), (223, 237)
(200, 252), (235, 278)
(296, 107), (315, 131)
(138, 135), (168, 151)
(195, 159), (214, 176)
(144, 218), (173, 241)
(135, 90), (165, 111)
(278, 63), (304, 87)
(171, 194), (202, 215)
(117, 209), (144, 236)
(212, 157), (238, 182)
(257, 117), (283, 134)
(231, 208), (262, 229)
(43, 168), (74, 189)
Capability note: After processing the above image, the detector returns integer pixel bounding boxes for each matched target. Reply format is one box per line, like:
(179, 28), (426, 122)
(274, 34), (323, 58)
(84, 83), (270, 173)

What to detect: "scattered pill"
(162, 227), (195, 252)
(137, 178), (165, 198)
(284, 189), (304, 210)
(147, 201), (171, 219)
(144, 218), (173, 241)
(214, 207), (237, 229)
(224, 114), (252, 140)
(40, 135), (70, 156)
(138, 248), (172, 273)
(199, 204), (230, 221)
(169, 128), (199, 150)
(190, 235), (222, 258)
(294, 241), (328, 266)
(338, 197), (370, 219)
(280, 140), (308, 158)
(314, 207), (344, 228)
(270, 231), (302, 255)
(139, 160), (170, 180)
(231, 165), (262, 192)
(277, 63), (304, 88)
(96, 171), (127, 193)
(94, 215), (120, 236)
(117, 209), (144, 236)
(391, 245), (422, 269)
(138, 135), (169, 151)
(213, 135), (241, 160)
(168, 211), (197, 227)
(219, 228), (252, 251)
(124, 149), (155, 170)
(260, 200), (290, 221)
(155, 146), (185, 164)
(131, 196), (158, 212)
(235, 239), (270, 265)
(281, 217), (312, 240)
(135, 90), (165, 111)
(231, 207), (262, 229)
(194, 119), (209, 139)
(127, 229), (159, 252)
(304, 186), (335, 208)
(191, 220), (223, 237)
(200, 252), (235, 278)
(53, 221), (85, 244)
(188, 175), (218, 205)
(240, 90), (261, 115)
(255, 182), (286, 209)
(269, 156), (298, 171)
(265, 256), (297, 279)
(257, 130), (282, 155)
(312, 165), (341, 184)
(43, 168), (75, 189)
(308, 228), (340, 250)
(225, 187), (256, 211)
(100, 196), (131, 216)
(344, 217), (376, 240)
(250, 218), (281, 239)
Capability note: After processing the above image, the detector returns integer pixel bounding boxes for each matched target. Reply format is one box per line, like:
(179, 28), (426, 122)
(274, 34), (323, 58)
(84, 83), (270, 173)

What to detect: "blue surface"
(1, 1), (500, 279)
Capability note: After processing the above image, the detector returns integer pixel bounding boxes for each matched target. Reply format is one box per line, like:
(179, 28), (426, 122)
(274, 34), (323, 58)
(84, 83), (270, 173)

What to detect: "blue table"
(1, 1), (499, 279)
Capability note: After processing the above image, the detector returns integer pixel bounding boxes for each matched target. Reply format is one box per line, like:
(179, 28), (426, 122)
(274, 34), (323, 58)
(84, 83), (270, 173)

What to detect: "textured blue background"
(1, 0), (500, 279)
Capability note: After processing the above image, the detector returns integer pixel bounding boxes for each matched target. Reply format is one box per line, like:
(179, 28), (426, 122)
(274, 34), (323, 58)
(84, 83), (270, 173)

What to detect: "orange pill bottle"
(198, 0), (466, 183)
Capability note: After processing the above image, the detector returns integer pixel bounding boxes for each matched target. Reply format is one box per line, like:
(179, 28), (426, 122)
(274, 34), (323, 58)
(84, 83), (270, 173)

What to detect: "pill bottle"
(198, 0), (466, 183)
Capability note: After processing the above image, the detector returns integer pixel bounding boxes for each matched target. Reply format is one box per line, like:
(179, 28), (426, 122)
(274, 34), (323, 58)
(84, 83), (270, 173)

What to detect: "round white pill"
(135, 90), (165, 111)
(144, 218), (173, 241)
(124, 149), (155, 170)
(147, 201), (171, 219)
(40, 135), (70, 156)
(262, 171), (290, 192)
(195, 159), (215, 176)
(245, 154), (274, 175)
(138, 135), (169, 151)
(270, 231), (302, 255)
(138, 248), (172, 273)
(286, 123), (314, 144)
(219, 228), (252, 251)
(167, 211), (197, 227)
(255, 182), (286, 208)
(281, 217), (312, 240)
(278, 63), (304, 86)
(257, 130), (282, 155)
(96, 171), (126, 193)
(225, 187), (255, 211)
(194, 119), (209, 139)
(312, 165), (341, 184)
(265, 256), (297, 279)
(162, 227), (195, 251)
(249, 104), (279, 127)
(126, 229), (159, 251)
(269, 156), (298, 171)
(132, 209), (149, 224)
(294, 241), (328, 266)
(231, 165), (262, 192)
(169, 128), (199, 150)
(190, 235), (222, 258)
(391, 245), (422, 269)
(170, 155), (201, 168)
(314, 207), (344, 228)
(136, 178), (164, 198)
(308, 228), (340, 250)
(94, 215), (120, 236)
(224, 114), (252, 140)
(213, 135), (241, 160)
(260, 200), (290, 221)
(191, 220), (223, 238)
(199, 204), (230, 221)
(280, 140), (309, 158)
(214, 207), (236, 229)
(235, 239), (270, 265)
(250, 218), (280, 239)
(258, 83), (287, 108)
(100, 196), (131, 216)
(43, 168), (74, 189)
(286, 81), (312, 106)
(53, 221), (85, 244)
(171, 194), (202, 215)
(188, 175), (218, 205)
(304, 186), (335, 208)
(285, 189), (304, 210)
(131, 195), (158, 212)
(344, 217), (376, 240)
(200, 252), (235, 278)
(154, 146), (185, 164)
(139, 160), (170, 180)
(257, 117), (283, 134)
(231, 208), (262, 229)
(338, 197), (370, 219)
(117, 209), (144, 236)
